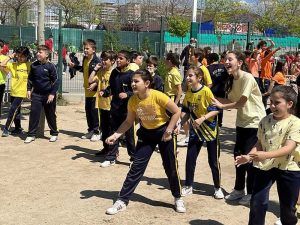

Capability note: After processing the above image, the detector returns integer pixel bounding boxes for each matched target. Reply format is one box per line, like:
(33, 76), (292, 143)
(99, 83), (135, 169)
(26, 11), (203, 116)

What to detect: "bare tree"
(3, 0), (35, 25)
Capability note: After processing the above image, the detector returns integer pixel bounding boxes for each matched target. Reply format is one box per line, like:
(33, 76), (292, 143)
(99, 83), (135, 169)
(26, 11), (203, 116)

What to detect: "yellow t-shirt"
(182, 85), (218, 141)
(254, 114), (300, 171)
(0, 55), (9, 85)
(127, 63), (139, 72)
(95, 68), (112, 110)
(164, 67), (182, 97)
(200, 65), (212, 87)
(228, 72), (266, 128)
(7, 62), (31, 98)
(128, 89), (170, 129)
(83, 59), (96, 97)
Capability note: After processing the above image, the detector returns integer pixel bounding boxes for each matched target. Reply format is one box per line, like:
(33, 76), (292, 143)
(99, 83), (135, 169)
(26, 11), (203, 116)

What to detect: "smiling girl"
(105, 69), (186, 215)
(213, 51), (266, 205)
(236, 85), (300, 225)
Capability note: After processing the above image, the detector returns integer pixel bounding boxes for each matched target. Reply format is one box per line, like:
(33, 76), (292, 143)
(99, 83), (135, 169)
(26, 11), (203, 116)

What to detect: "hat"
(190, 38), (197, 43)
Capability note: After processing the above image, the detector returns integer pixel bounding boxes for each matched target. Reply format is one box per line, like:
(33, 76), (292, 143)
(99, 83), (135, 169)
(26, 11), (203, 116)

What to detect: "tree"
(3, 0), (34, 25)
(0, 4), (9, 25)
(167, 15), (190, 45)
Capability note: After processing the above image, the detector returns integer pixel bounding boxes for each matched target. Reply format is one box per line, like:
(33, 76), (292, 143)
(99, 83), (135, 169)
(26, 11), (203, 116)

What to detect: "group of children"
(0, 38), (299, 225)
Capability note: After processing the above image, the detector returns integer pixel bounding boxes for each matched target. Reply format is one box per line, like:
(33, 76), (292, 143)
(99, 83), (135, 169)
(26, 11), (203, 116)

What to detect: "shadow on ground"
(190, 219), (224, 225)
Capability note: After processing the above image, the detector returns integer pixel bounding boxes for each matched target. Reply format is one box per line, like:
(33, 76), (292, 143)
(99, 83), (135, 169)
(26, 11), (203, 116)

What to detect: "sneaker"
(90, 133), (101, 142)
(106, 200), (127, 215)
(174, 198), (186, 213)
(2, 128), (10, 137)
(214, 188), (224, 199)
(49, 135), (58, 142)
(11, 128), (23, 135)
(95, 149), (107, 157)
(225, 189), (245, 201)
(24, 136), (35, 144)
(177, 137), (189, 147)
(100, 160), (116, 168)
(238, 194), (252, 206)
(81, 131), (93, 139)
(181, 186), (193, 197)
(274, 218), (282, 225)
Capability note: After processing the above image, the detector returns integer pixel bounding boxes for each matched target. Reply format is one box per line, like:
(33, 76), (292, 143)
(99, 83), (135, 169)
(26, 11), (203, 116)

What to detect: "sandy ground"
(0, 103), (281, 225)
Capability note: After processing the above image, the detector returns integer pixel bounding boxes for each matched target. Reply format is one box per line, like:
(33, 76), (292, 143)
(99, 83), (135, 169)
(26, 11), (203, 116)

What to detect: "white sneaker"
(177, 137), (189, 147)
(238, 194), (252, 206)
(24, 136), (35, 144)
(81, 131), (93, 139)
(181, 186), (193, 197)
(175, 198), (186, 213)
(274, 218), (282, 225)
(106, 200), (127, 215)
(214, 188), (224, 199)
(90, 133), (101, 142)
(49, 135), (58, 142)
(100, 160), (116, 168)
(225, 189), (245, 201)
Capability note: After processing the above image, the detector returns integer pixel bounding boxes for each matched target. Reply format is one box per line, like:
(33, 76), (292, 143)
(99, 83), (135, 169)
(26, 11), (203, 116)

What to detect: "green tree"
(3, 0), (34, 25)
(167, 15), (190, 45)
(103, 31), (122, 52)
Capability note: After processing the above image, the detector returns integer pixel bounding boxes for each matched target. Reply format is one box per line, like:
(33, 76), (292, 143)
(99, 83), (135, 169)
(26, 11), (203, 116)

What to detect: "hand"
(162, 131), (172, 142)
(105, 134), (118, 145)
(87, 83), (97, 91)
(119, 92), (127, 99)
(27, 91), (32, 100)
(47, 94), (55, 104)
(212, 98), (223, 109)
(249, 151), (268, 162)
(235, 155), (251, 167)
(99, 90), (104, 96)
(68, 62), (75, 68)
(94, 63), (102, 71)
(9, 53), (16, 59)
(192, 117), (204, 129)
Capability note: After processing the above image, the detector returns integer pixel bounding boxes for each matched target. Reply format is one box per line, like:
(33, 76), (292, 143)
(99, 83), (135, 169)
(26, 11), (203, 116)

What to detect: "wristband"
(203, 115), (207, 120)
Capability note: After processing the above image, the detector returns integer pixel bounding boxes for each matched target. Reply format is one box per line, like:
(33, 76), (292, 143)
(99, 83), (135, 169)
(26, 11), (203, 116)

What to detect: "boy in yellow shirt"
(0, 47), (31, 136)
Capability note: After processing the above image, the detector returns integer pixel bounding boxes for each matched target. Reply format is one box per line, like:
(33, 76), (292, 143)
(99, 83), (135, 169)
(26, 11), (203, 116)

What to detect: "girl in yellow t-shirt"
(105, 69), (186, 215)
(0, 46), (31, 137)
(236, 85), (300, 225)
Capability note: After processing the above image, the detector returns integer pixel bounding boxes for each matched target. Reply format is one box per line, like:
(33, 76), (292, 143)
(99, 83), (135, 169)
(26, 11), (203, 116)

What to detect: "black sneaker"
(2, 129), (10, 137)
(11, 128), (24, 135)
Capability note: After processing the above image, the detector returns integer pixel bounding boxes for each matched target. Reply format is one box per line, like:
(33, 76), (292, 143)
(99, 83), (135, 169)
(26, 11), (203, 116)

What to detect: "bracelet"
(203, 115), (207, 120)
(93, 68), (99, 72)
(165, 130), (173, 135)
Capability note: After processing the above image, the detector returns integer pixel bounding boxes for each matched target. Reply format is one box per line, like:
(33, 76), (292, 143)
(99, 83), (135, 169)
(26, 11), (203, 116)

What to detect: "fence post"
(159, 16), (164, 59)
(57, 8), (63, 96)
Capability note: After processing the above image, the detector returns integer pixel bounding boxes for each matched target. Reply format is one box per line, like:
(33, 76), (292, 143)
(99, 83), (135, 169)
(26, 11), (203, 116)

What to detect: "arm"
(88, 63), (101, 84)
(212, 96), (247, 110)
(162, 100), (181, 141)
(0, 54), (14, 73)
(266, 39), (275, 51)
(174, 84), (182, 105)
(263, 80), (275, 96)
(235, 140), (263, 166)
(106, 110), (136, 145)
(193, 110), (219, 128)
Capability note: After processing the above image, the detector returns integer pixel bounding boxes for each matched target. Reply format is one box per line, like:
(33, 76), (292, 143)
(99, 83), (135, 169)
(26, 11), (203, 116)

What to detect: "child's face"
(270, 92), (293, 119)
(36, 50), (49, 61)
(225, 53), (242, 74)
(116, 53), (129, 69)
(16, 53), (27, 63)
(164, 59), (172, 68)
(101, 58), (114, 70)
(134, 55), (143, 66)
(186, 69), (201, 86)
(131, 74), (149, 94)
(146, 63), (156, 75)
(84, 44), (95, 56)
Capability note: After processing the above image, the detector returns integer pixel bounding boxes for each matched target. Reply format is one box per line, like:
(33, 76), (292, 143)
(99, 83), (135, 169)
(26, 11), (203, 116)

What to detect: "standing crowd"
(0, 37), (299, 225)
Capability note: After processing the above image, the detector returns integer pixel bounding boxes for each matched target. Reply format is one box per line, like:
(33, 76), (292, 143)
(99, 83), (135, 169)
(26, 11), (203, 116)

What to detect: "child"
(146, 55), (164, 92)
(68, 52), (79, 79)
(236, 85), (300, 225)
(0, 47), (31, 136)
(128, 51), (143, 72)
(178, 66), (224, 199)
(105, 69), (186, 215)
(100, 50), (135, 167)
(213, 51), (266, 205)
(88, 50), (117, 156)
(24, 45), (59, 143)
(0, 41), (9, 120)
(69, 39), (101, 141)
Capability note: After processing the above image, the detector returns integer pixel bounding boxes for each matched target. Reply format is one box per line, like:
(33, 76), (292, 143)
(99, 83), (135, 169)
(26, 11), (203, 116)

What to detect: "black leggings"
(0, 84), (5, 118)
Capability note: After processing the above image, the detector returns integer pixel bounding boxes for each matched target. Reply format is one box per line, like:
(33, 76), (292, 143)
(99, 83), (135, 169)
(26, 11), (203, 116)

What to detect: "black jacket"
(27, 60), (59, 95)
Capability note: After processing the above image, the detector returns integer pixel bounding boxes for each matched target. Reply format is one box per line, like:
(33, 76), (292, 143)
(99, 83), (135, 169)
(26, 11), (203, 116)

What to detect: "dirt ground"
(0, 103), (281, 225)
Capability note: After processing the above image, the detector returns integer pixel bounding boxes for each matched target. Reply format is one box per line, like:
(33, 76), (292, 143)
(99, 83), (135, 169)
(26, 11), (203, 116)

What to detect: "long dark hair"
(224, 51), (249, 95)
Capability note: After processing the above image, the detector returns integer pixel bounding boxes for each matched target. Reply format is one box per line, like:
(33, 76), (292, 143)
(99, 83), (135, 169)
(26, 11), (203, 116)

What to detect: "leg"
(0, 84), (5, 118)
(44, 95), (59, 136)
(248, 168), (275, 225)
(90, 97), (100, 134)
(4, 96), (23, 130)
(100, 109), (111, 152)
(85, 97), (93, 133)
(159, 134), (182, 198)
(276, 170), (300, 225)
(124, 126), (135, 159)
(118, 141), (155, 204)
(27, 93), (43, 137)
(184, 128), (203, 187)
(206, 139), (221, 188)
(105, 113), (122, 161)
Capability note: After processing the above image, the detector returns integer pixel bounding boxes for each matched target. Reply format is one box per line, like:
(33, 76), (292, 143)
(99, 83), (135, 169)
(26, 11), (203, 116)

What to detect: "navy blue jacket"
(27, 60), (59, 95)
(103, 67), (134, 115)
